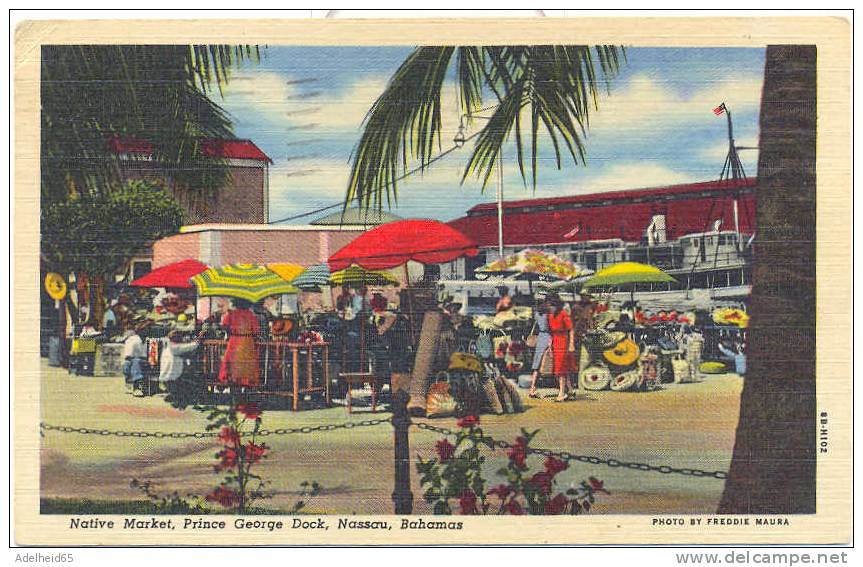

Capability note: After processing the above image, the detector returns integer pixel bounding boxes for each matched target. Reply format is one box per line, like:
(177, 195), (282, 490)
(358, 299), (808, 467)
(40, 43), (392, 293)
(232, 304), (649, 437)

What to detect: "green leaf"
(345, 44), (623, 207)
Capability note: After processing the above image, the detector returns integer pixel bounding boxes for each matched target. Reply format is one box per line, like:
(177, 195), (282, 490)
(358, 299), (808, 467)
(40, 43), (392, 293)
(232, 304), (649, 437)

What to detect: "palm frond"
(346, 44), (624, 207)
(346, 46), (456, 209)
(464, 44), (624, 191)
(41, 44), (260, 206)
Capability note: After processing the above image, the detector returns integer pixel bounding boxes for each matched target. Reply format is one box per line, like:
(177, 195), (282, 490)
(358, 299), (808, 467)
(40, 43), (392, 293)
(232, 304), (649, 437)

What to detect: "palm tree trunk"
(718, 45), (817, 514)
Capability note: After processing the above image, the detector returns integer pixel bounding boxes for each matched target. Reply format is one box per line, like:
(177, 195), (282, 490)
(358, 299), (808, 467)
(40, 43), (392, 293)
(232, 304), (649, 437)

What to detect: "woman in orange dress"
(546, 293), (576, 402)
(218, 298), (261, 387)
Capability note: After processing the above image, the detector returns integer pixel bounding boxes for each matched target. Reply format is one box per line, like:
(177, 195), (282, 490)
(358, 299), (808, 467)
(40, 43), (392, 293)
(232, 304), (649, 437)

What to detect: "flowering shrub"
(131, 399), (325, 515)
(417, 416), (608, 515)
(201, 399), (271, 513)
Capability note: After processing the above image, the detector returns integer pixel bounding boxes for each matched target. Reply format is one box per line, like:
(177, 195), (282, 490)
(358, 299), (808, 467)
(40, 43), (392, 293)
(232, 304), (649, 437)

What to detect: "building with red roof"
(444, 178), (756, 292)
(108, 135), (272, 228)
(108, 136), (273, 281)
(449, 178), (755, 250)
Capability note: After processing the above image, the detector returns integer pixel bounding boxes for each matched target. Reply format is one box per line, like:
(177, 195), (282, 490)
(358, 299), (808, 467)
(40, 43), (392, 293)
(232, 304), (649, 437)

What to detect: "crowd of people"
(101, 276), (748, 401)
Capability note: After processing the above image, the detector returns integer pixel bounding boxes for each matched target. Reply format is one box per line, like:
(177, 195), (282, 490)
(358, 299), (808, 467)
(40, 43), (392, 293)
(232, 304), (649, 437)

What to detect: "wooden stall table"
(201, 339), (331, 411)
(337, 372), (377, 414)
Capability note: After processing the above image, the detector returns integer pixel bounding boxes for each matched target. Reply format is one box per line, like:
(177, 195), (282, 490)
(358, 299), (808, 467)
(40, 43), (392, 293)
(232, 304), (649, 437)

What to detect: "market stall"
(567, 263), (699, 392)
(327, 219), (484, 416)
(200, 336), (330, 411)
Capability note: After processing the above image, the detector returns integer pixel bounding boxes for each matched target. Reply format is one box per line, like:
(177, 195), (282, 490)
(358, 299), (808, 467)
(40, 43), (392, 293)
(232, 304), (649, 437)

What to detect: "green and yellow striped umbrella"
(330, 265), (399, 287)
(190, 263), (299, 303)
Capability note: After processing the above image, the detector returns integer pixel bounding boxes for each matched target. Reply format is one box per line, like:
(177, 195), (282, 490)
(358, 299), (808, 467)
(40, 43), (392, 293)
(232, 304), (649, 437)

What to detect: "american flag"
(713, 103), (726, 116)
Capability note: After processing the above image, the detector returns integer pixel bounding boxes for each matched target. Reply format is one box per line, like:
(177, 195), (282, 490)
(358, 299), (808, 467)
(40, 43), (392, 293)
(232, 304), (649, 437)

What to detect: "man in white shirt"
(121, 324), (147, 389)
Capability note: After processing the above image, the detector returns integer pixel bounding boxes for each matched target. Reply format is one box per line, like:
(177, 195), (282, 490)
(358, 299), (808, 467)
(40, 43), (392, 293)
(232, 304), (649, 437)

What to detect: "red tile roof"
(448, 178), (756, 247)
(106, 136), (273, 163)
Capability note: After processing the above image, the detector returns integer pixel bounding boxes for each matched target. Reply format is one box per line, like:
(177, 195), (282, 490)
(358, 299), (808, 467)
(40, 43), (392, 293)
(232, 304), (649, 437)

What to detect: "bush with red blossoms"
(131, 399), (324, 515)
(201, 398), (271, 514)
(416, 415), (492, 515)
(417, 419), (609, 515)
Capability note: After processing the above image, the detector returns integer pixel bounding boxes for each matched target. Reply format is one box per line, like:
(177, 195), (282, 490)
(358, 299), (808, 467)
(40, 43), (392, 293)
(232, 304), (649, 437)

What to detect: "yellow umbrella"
(191, 263), (299, 303)
(582, 262), (675, 288)
(266, 263), (305, 283)
(582, 262), (676, 303)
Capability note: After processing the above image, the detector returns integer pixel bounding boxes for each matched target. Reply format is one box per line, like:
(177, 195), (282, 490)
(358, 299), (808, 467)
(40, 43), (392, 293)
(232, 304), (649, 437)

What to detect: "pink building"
(152, 224), (368, 269)
(152, 223), (376, 316)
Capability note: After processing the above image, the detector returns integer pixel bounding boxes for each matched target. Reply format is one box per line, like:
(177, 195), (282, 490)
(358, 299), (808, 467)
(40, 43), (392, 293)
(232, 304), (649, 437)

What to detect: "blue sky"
(217, 46), (765, 223)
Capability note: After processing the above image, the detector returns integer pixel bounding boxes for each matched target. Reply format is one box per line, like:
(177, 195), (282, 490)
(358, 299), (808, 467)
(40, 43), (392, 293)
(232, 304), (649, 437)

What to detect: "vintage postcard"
(12, 16), (852, 545)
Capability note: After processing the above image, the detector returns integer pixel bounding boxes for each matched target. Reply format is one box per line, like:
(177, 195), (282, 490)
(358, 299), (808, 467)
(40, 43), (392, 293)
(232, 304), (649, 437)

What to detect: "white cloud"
(303, 78), (386, 130)
(567, 163), (696, 194)
(221, 71), (308, 122)
(268, 154), (475, 204)
(699, 137), (759, 163)
(587, 73), (764, 134)
(224, 70), (470, 136)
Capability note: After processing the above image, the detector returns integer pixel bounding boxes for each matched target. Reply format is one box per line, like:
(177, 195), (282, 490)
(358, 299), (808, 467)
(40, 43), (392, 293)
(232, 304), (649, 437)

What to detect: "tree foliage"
(41, 180), (185, 277)
(346, 45), (624, 209)
(41, 45), (260, 205)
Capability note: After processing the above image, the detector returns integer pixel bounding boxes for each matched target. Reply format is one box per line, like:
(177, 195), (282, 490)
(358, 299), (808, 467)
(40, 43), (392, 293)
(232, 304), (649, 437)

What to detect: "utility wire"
(269, 129), (486, 225)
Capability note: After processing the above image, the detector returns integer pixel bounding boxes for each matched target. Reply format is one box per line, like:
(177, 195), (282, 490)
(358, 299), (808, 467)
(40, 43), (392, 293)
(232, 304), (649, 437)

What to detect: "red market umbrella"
(328, 219), (478, 271)
(131, 259), (209, 289)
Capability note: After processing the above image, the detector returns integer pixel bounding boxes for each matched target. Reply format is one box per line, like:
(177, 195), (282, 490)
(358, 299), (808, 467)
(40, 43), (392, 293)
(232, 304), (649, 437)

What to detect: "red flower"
(543, 493), (569, 515)
(544, 456), (568, 476)
(215, 447), (238, 471)
(435, 439), (456, 462)
(588, 477), (605, 491)
(459, 489), (479, 515)
(528, 471), (553, 495)
(205, 486), (239, 508)
(507, 436), (528, 470)
(457, 415), (479, 429)
(487, 484), (512, 500)
(237, 402), (261, 420)
(505, 499), (525, 515)
(217, 426), (240, 447)
(244, 441), (268, 464)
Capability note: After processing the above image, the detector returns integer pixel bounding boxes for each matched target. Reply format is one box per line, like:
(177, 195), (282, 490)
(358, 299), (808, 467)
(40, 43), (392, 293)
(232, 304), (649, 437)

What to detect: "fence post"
(391, 389), (413, 514)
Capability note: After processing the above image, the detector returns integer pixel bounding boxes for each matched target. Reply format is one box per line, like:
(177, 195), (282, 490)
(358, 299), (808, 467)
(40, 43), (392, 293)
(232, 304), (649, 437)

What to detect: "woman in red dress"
(546, 293), (576, 402)
(218, 298), (261, 388)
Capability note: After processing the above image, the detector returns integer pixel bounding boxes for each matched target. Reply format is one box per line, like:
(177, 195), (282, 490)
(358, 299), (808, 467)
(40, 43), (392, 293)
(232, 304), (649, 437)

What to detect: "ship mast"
(716, 103), (750, 251)
(718, 102), (747, 183)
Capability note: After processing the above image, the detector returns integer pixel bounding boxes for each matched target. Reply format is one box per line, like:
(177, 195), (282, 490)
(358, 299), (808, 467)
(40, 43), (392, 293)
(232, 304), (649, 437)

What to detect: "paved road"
(40, 360), (742, 514)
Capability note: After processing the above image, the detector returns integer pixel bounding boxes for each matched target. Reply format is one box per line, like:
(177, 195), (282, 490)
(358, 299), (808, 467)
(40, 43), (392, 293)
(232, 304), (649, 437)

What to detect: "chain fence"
(40, 417), (726, 480)
(413, 421), (728, 480)
(39, 418), (392, 439)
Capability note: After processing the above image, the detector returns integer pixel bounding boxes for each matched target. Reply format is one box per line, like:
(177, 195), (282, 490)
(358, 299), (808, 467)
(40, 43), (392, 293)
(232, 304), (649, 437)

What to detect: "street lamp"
(454, 113), (505, 259)
(453, 118), (467, 149)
